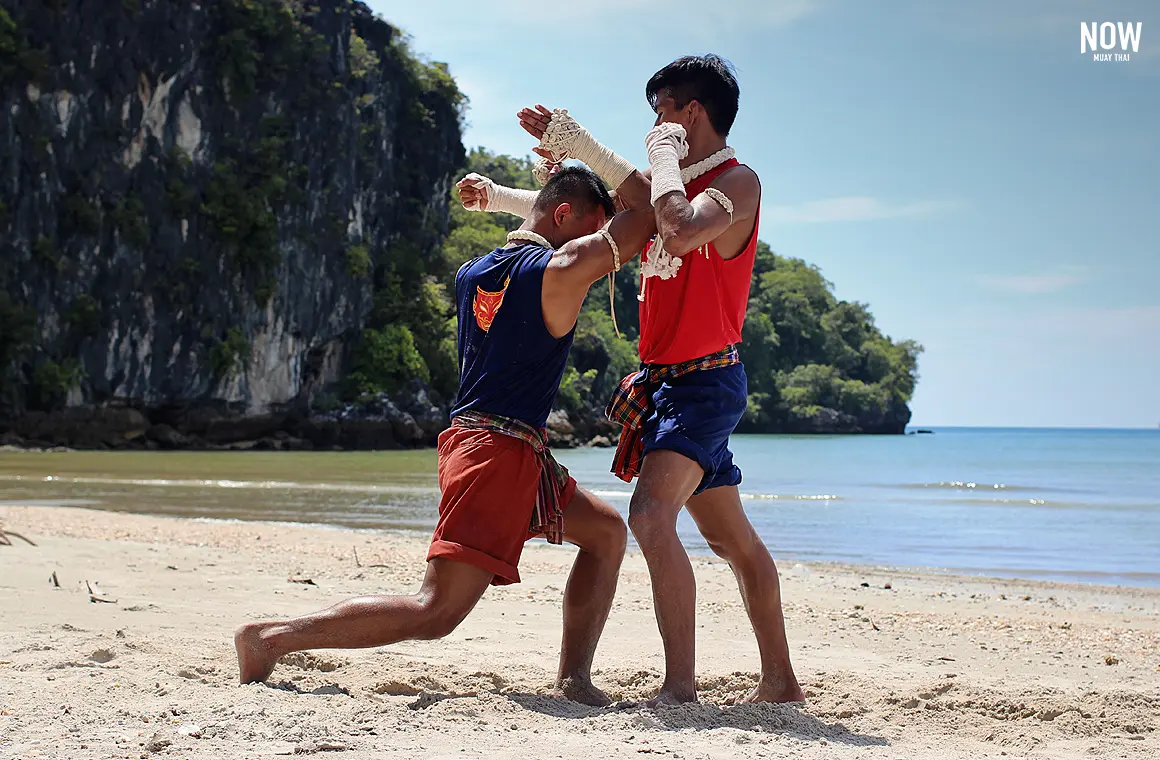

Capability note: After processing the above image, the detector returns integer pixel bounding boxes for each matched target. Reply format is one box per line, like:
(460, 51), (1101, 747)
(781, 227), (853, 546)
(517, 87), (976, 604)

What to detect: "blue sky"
(367, 0), (1159, 428)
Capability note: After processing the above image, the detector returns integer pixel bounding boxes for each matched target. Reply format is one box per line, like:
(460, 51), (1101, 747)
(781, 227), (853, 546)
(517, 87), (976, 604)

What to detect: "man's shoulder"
(460, 246), (552, 283)
(710, 163), (761, 211)
(717, 162), (760, 186)
(458, 248), (503, 276)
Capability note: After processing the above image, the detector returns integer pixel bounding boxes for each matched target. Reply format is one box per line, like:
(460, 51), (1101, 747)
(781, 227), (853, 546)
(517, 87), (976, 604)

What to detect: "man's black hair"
(532, 165), (616, 219)
(646, 54), (740, 136)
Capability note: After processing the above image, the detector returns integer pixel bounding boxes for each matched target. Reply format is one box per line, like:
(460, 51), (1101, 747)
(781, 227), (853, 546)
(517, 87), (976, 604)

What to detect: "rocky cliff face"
(0, 0), (464, 444)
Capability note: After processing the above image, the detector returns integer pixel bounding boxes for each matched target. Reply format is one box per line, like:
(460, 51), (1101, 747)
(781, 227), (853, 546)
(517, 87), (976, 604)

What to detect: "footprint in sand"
(278, 652), (345, 673)
(373, 680), (423, 696)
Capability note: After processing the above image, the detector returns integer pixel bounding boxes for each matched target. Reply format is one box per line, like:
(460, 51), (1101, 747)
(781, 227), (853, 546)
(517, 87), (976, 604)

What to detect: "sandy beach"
(1, 504), (1157, 759)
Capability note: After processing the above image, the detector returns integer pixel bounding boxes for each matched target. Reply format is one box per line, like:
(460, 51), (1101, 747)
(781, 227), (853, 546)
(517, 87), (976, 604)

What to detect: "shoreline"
(6, 498), (1160, 591)
(1, 504), (1158, 759)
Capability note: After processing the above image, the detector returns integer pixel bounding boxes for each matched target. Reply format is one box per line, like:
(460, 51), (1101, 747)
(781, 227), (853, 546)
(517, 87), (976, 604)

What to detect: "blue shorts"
(641, 363), (747, 495)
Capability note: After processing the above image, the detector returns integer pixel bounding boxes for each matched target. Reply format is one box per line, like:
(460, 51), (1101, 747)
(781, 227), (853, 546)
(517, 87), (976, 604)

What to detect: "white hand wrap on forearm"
(538, 109), (636, 189)
(461, 173), (538, 218)
(646, 123), (690, 205)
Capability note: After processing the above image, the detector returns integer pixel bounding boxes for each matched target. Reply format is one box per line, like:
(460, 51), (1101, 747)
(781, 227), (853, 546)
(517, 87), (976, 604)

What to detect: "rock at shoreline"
(146, 424), (190, 450)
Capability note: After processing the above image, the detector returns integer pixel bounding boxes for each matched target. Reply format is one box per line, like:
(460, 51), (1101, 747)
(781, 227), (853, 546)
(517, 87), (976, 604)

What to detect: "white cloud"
(766, 196), (959, 224)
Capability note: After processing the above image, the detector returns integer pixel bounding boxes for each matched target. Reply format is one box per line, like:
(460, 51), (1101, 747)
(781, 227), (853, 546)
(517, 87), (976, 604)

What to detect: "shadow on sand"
(504, 692), (889, 747)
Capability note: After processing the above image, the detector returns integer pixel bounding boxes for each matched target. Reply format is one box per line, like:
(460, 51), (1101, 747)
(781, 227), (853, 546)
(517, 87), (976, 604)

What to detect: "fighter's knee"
(604, 512), (629, 556)
(705, 527), (764, 565)
(414, 597), (471, 640)
(628, 501), (671, 547)
(580, 512), (627, 561)
(703, 534), (734, 561)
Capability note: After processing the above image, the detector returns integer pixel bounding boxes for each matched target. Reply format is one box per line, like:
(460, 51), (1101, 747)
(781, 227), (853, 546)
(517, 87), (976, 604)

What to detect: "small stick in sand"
(50, 572), (60, 588)
(288, 577), (317, 586)
(352, 546), (389, 569)
(0, 528), (36, 547)
(86, 581), (117, 604)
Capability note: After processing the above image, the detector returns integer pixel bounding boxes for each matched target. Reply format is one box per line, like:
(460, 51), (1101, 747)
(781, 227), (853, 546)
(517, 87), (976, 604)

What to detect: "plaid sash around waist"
(451, 409), (568, 544)
(606, 345), (740, 482)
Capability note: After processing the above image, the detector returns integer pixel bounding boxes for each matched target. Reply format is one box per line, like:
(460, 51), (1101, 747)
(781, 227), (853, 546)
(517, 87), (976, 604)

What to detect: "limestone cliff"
(0, 0), (464, 441)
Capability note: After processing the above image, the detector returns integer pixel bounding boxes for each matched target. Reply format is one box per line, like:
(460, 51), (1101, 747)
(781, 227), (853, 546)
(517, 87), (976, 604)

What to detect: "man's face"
(653, 93), (694, 131)
(553, 204), (608, 244)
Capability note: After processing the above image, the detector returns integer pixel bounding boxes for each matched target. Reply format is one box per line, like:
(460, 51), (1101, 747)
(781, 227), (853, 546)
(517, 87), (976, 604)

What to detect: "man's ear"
(686, 99), (701, 129)
(553, 202), (572, 227)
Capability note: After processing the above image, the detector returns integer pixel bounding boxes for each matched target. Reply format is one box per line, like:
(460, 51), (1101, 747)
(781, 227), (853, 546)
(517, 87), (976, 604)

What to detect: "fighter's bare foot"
(741, 677), (805, 704)
(234, 623), (279, 684)
(553, 676), (612, 707)
(645, 688), (698, 708)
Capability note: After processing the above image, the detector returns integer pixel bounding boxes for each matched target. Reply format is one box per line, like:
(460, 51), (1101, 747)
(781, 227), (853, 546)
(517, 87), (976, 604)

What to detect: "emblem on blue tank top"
(473, 277), (510, 332)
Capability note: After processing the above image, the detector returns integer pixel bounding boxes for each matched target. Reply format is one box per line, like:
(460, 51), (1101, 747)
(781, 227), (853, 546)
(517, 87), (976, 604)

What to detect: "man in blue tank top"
(237, 160), (658, 706)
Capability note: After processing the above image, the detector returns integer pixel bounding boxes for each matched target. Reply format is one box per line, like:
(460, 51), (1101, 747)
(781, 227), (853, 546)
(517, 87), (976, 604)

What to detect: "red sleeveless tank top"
(637, 158), (759, 365)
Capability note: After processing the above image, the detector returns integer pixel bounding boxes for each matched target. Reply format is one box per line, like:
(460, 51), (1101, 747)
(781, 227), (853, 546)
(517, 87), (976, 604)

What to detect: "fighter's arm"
(540, 205), (656, 338)
(518, 105), (653, 211)
(456, 106), (656, 218)
(455, 174), (537, 217)
(653, 164), (760, 260)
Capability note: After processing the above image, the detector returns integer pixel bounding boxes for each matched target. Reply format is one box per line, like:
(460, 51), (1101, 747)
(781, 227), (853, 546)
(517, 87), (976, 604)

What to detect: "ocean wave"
(742, 493), (841, 501)
(0, 474), (438, 495)
(899, 481), (1031, 492)
(590, 489), (840, 502)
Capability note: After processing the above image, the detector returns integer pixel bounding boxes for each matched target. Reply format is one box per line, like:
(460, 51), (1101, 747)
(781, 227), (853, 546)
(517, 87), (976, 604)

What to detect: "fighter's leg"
(552, 486), (628, 705)
(627, 450), (704, 705)
(235, 558), (492, 684)
(686, 485), (803, 703)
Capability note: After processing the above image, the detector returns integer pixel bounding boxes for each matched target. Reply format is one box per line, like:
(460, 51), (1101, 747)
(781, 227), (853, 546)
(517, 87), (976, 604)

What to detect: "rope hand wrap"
(702, 187), (735, 226)
(533, 157), (553, 187)
(536, 109), (636, 189)
(638, 136), (736, 300)
(646, 123), (690, 205)
(682, 147), (735, 184)
(505, 230), (553, 249)
(597, 227), (622, 338)
(461, 173), (538, 219)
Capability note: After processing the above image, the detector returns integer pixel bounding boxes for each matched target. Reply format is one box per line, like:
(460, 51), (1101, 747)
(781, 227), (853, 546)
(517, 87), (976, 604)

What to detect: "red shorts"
(427, 426), (577, 585)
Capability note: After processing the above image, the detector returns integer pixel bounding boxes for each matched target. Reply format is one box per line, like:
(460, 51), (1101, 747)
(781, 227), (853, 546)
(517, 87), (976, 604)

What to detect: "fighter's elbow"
(658, 225), (694, 256)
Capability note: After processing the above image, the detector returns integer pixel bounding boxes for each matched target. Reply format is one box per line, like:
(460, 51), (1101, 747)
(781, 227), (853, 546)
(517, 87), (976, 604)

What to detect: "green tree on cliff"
(739, 242), (921, 432)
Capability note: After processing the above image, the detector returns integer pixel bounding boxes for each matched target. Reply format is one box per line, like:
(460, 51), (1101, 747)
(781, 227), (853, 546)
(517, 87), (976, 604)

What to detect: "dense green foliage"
(0, 7), (47, 84)
(346, 324), (430, 397)
(348, 30), (378, 80)
(0, 293), (35, 396)
(64, 295), (101, 338)
(111, 194), (149, 248)
(208, 328), (251, 379)
(211, 0), (328, 102)
(28, 359), (84, 411)
(345, 244), (371, 278)
(738, 243), (921, 431)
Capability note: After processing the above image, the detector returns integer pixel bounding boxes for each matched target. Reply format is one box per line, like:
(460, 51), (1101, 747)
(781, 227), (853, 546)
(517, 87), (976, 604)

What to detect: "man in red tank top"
(617, 55), (803, 706)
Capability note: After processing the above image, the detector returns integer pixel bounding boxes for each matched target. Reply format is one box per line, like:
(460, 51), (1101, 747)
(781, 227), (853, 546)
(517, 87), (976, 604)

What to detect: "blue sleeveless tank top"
(450, 243), (574, 429)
